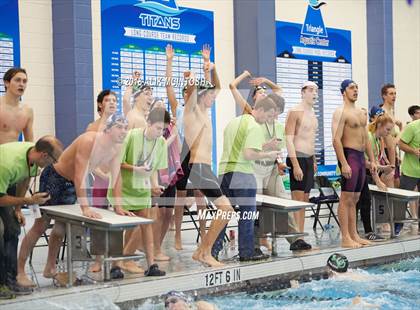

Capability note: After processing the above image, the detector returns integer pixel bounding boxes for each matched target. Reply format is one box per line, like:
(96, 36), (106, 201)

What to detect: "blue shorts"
(39, 165), (77, 206)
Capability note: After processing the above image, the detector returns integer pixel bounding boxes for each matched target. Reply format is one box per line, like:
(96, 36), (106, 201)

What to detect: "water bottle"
(325, 224), (340, 246)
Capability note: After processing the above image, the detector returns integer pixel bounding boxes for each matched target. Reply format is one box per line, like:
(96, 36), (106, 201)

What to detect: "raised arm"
(122, 71), (141, 116)
(229, 70), (253, 115)
(202, 44), (211, 82)
(250, 77), (282, 96)
(165, 44), (179, 117)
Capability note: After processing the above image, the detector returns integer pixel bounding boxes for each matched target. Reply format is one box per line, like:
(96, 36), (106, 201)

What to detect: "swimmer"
(86, 90), (117, 132)
(163, 291), (218, 310)
(285, 81), (319, 247)
(0, 67), (33, 144)
(165, 44), (208, 250)
(183, 66), (234, 267)
(332, 80), (381, 248)
(123, 71), (154, 129)
(17, 114), (132, 287)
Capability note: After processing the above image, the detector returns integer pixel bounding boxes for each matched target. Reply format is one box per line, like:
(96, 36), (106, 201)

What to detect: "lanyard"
(265, 122), (276, 139)
(137, 129), (157, 166)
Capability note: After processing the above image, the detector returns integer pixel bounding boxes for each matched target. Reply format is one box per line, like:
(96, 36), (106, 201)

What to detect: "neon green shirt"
(261, 121), (285, 149)
(400, 120), (420, 178)
(0, 142), (38, 194)
(117, 128), (168, 210)
(219, 114), (265, 175)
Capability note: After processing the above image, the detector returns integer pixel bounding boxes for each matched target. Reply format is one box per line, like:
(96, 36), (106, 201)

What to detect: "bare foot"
(192, 248), (201, 261)
(175, 235), (183, 250)
(121, 260), (144, 274)
(154, 252), (171, 261)
(352, 236), (372, 246)
(260, 238), (272, 251)
(89, 261), (102, 273)
(16, 273), (37, 288)
(192, 251), (224, 267)
(341, 238), (362, 248)
(43, 267), (57, 279)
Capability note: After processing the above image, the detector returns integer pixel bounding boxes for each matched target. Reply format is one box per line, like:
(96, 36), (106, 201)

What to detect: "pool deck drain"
(1, 230), (419, 309)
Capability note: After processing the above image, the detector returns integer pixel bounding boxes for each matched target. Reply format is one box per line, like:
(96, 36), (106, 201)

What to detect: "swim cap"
(369, 105), (385, 119)
(327, 253), (349, 273)
(340, 79), (355, 94)
(301, 81), (318, 90)
(105, 113), (128, 130)
(163, 291), (192, 308)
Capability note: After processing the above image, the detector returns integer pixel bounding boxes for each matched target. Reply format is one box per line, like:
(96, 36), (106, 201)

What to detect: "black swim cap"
(327, 253), (349, 273)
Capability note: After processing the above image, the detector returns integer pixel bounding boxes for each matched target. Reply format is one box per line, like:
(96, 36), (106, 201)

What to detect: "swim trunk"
(338, 148), (366, 193)
(152, 184), (176, 208)
(175, 141), (191, 191)
(188, 163), (224, 202)
(286, 152), (314, 193)
(92, 175), (109, 209)
(39, 165), (77, 206)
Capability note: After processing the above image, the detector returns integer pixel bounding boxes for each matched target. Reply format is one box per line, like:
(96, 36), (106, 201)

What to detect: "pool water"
(205, 256), (420, 310)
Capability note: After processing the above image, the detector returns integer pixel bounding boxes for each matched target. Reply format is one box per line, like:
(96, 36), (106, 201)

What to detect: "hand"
(376, 180), (387, 192)
(341, 163), (352, 179)
(166, 44), (174, 60)
(266, 151), (281, 160)
(202, 44), (211, 63)
(370, 162), (378, 176)
(293, 165), (304, 181)
(135, 164), (153, 176)
(82, 207), (102, 219)
(15, 209), (26, 226)
(277, 162), (287, 175)
(30, 192), (50, 205)
(414, 148), (420, 158)
(263, 138), (279, 151)
(249, 77), (266, 86)
(152, 186), (165, 197)
(114, 206), (135, 217)
(395, 120), (403, 131)
(243, 70), (251, 78)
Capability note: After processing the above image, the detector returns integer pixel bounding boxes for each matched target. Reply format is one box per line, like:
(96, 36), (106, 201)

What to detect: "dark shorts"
(152, 184), (176, 208)
(188, 163), (224, 202)
(339, 148), (366, 193)
(286, 152), (314, 193)
(39, 165), (77, 206)
(400, 174), (420, 192)
(175, 141), (191, 191)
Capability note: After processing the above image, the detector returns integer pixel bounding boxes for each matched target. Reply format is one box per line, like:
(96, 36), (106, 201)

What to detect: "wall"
(19, 0), (55, 139)
(393, 0), (420, 124)
(91, 0), (236, 162)
(275, 0), (369, 108)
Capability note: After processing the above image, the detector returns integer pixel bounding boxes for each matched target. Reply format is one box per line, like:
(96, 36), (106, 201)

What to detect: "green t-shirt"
(117, 128), (168, 210)
(0, 142), (38, 194)
(400, 119), (420, 178)
(219, 114), (265, 175)
(366, 131), (381, 161)
(261, 121), (285, 149)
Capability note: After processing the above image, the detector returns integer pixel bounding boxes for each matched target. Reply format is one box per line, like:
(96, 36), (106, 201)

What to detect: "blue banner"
(276, 2), (352, 179)
(101, 0), (217, 170)
(0, 0), (20, 94)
